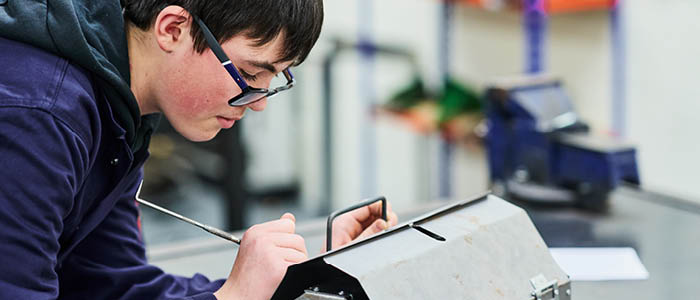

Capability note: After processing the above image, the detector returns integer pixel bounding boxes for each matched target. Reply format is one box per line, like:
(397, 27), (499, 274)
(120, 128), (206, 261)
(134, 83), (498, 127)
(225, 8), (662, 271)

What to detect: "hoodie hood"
(0, 0), (157, 152)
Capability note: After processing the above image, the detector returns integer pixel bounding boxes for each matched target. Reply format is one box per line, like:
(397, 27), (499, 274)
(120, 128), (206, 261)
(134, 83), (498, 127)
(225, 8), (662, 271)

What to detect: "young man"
(0, 1), (397, 299)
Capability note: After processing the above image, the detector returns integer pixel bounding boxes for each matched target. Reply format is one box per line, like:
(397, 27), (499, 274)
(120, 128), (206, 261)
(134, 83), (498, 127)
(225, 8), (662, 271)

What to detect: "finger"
(348, 200), (392, 229)
(366, 200), (395, 229)
(365, 200), (391, 219)
(355, 218), (388, 241)
(388, 211), (399, 227)
(329, 236), (351, 252)
(269, 233), (308, 256)
(253, 217), (295, 234)
(279, 247), (308, 264)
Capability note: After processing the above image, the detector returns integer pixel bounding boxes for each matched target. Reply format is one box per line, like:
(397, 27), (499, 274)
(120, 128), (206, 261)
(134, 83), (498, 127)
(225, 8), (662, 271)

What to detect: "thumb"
(280, 212), (296, 223)
(356, 219), (388, 241)
(278, 212), (297, 233)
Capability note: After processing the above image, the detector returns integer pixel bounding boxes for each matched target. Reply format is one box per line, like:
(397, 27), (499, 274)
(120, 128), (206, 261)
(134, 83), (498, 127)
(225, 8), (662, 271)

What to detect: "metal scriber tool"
(135, 180), (241, 245)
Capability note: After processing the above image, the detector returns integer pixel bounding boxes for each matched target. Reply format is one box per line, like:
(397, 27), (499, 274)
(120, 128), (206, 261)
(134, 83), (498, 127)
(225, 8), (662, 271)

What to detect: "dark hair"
(121, 0), (324, 65)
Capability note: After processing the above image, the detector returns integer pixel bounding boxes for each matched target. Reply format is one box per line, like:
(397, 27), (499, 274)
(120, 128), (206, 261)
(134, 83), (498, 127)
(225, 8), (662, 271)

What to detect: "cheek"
(154, 50), (246, 141)
(170, 86), (211, 113)
(160, 62), (225, 116)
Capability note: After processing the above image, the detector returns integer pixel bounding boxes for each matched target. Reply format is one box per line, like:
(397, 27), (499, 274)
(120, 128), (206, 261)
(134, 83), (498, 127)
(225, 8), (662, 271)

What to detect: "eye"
(240, 70), (258, 81)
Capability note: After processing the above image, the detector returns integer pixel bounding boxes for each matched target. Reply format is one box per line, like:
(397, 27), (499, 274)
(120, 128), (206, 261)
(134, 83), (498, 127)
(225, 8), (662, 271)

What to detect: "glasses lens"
(229, 90), (267, 106)
(267, 70), (295, 97)
(228, 70), (295, 106)
(268, 73), (289, 89)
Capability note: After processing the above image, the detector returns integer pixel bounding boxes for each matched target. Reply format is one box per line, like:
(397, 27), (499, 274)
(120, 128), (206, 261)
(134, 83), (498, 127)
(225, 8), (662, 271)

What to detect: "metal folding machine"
(272, 193), (571, 300)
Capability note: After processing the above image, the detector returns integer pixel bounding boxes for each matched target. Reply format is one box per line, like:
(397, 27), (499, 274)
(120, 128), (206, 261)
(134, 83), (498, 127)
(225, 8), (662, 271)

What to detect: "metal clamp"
(530, 274), (559, 300)
(326, 196), (387, 251)
(300, 288), (351, 300)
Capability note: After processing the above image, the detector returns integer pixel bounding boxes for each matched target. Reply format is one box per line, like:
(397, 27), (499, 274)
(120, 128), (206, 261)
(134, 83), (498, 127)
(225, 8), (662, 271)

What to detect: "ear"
(153, 5), (193, 53)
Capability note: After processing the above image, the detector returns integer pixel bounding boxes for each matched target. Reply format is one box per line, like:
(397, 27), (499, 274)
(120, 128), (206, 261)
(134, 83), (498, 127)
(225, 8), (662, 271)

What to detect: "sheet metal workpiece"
(272, 193), (571, 300)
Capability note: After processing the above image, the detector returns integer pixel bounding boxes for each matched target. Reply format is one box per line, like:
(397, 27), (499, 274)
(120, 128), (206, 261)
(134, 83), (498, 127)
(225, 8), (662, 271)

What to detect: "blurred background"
(138, 0), (700, 246)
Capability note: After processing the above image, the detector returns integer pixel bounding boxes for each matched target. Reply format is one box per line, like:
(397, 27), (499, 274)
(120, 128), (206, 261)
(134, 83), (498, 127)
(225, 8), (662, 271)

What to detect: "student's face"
(155, 33), (292, 142)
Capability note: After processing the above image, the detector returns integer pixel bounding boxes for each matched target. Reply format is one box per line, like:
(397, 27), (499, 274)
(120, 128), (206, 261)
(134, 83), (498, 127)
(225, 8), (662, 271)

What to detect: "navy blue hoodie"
(0, 1), (223, 299)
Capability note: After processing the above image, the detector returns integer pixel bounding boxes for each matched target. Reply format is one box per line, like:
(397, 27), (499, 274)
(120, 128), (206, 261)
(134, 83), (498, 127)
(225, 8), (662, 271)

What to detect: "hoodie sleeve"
(0, 107), (90, 299)
(56, 169), (226, 300)
(0, 106), (224, 300)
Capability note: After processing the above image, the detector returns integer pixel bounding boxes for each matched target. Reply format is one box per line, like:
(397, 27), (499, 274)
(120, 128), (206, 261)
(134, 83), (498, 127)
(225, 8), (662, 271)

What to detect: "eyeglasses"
(193, 16), (295, 107)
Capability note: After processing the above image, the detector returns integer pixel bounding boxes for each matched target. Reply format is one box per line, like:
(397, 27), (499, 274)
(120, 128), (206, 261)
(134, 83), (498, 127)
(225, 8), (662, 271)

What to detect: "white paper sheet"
(549, 247), (650, 281)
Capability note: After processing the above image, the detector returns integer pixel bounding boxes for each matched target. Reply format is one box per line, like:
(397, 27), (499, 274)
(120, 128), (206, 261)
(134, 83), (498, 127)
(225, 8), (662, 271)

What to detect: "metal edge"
(312, 192), (491, 259)
(620, 184), (700, 215)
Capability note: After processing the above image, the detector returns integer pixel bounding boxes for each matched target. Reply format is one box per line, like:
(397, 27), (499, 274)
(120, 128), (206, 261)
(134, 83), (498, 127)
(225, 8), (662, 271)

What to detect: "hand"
(322, 200), (398, 252)
(214, 213), (307, 300)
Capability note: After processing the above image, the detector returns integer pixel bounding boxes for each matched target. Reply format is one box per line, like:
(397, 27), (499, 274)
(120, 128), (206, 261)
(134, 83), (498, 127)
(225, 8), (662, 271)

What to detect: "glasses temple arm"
(193, 16), (230, 63)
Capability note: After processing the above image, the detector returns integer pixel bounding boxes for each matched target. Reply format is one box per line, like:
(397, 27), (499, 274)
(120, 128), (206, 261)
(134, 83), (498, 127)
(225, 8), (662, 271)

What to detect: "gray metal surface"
(312, 194), (569, 300)
(148, 187), (700, 299)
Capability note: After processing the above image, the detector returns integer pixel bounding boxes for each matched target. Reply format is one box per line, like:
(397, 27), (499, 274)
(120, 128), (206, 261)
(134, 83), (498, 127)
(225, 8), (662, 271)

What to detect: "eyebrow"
(246, 60), (279, 74)
(244, 59), (295, 75)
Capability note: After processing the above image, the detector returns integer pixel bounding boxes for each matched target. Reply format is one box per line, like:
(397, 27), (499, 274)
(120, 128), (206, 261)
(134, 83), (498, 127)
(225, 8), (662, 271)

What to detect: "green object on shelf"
(386, 75), (430, 110)
(438, 77), (482, 124)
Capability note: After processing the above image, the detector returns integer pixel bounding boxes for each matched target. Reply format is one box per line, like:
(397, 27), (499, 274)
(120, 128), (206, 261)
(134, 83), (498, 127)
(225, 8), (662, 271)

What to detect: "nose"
(247, 98), (268, 111)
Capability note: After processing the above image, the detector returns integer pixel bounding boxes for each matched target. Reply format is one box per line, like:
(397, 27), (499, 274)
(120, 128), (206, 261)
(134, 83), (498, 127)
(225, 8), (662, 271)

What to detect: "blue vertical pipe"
(611, 0), (626, 137)
(438, 0), (453, 199)
(523, 0), (547, 73)
(358, 0), (377, 198)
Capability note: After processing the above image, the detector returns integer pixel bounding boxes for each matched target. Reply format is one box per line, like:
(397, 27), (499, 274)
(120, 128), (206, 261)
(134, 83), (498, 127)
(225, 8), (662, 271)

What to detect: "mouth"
(216, 115), (241, 129)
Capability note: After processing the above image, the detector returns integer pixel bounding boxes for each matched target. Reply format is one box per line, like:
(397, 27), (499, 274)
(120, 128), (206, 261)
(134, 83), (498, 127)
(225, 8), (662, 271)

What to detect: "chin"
(166, 116), (222, 142)
(180, 128), (220, 142)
